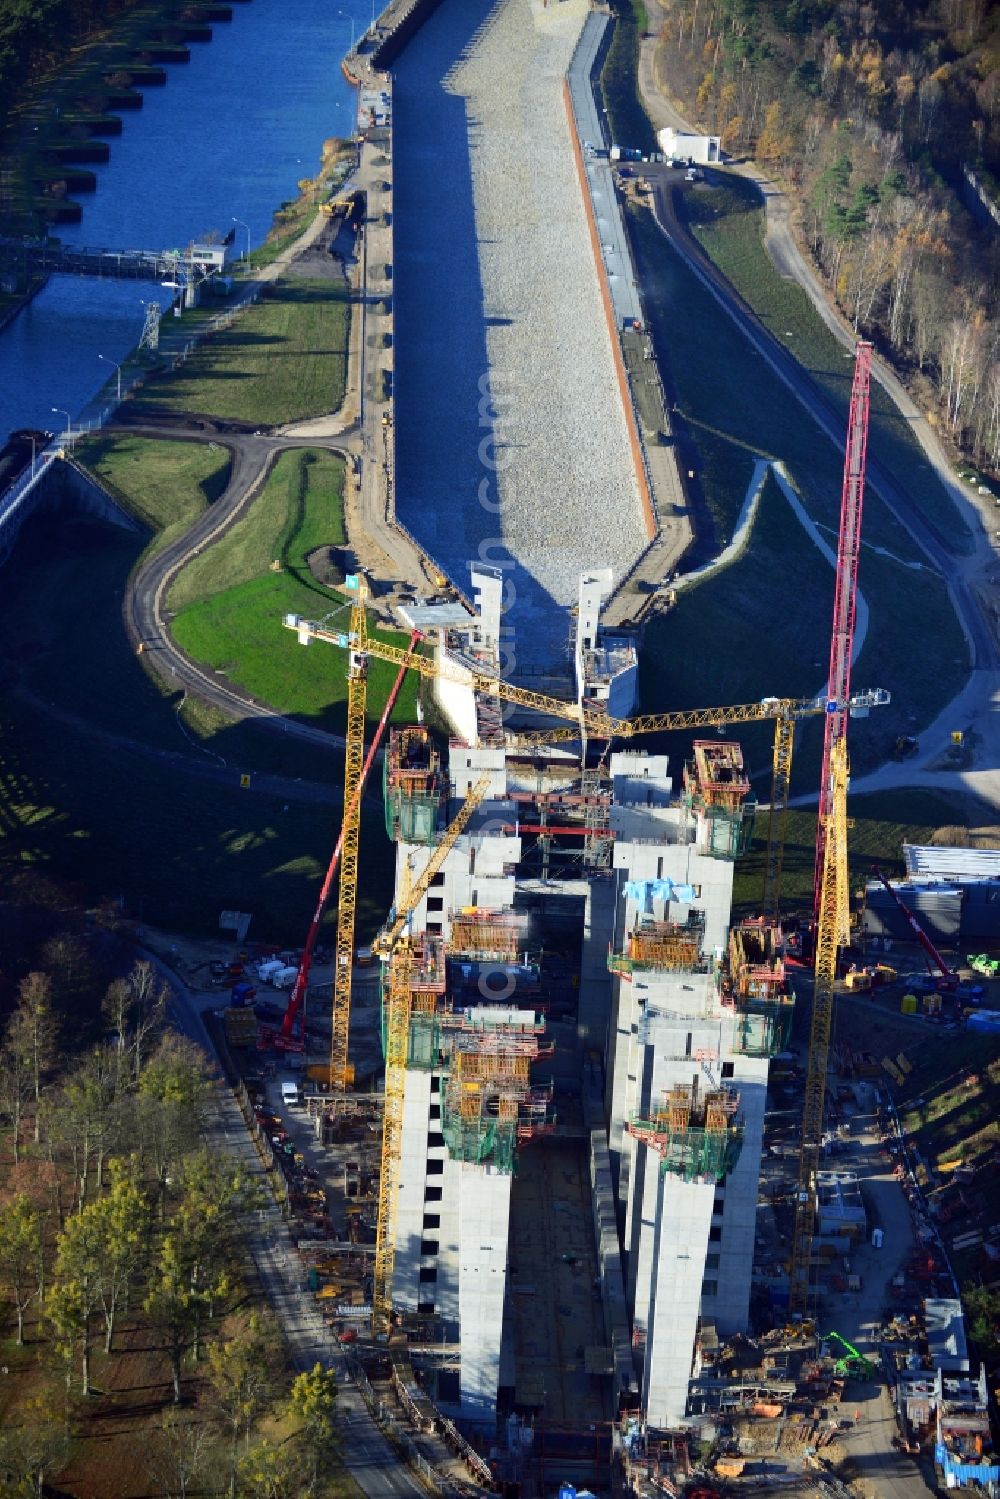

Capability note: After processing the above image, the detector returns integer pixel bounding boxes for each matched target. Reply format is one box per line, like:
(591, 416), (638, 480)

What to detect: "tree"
(207, 1309), (284, 1497)
(0, 1035), (33, 1166)
(144, 1230), (209, 1404)
(0, 1400), (71, 1498)
(0, 1194), (43, 1345)
(964, 1284), (1000, 1357)
(10, 971), (59, 1142)
(89, 1161), (149, 1352)
(236, 1438), (302, 1499)
(103, 959), (168, 1085)
(147, 1409), (215, 1499)
(48, 1205), (105, 1396)
(136, 1034), (210, 1214)
(289, 1363), (339, 1496)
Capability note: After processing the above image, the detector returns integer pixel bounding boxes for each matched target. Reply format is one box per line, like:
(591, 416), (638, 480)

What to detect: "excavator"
(822, 1330), (877, 1381)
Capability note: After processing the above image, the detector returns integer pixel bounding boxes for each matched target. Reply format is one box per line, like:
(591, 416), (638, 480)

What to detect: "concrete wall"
(644, 1175), (715, 1426)
(458, 1163), (512, 1424)
(395, 1068), (434, 1312)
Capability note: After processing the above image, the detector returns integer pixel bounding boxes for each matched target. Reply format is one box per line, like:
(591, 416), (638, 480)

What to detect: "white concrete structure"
(575, 570), (638, 720)
(657, 127), (721, 165)
(604, 752), (767, 1428)
(390, 742), (765, 1432)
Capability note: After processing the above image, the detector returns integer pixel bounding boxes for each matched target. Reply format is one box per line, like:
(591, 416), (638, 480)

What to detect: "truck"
(281, 1079), (302, 1109)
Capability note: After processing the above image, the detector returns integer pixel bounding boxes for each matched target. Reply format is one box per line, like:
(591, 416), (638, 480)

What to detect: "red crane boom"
(875, 867), (958, 990)
(814, 341), (873, 917)
(277, 631), (420, 1047)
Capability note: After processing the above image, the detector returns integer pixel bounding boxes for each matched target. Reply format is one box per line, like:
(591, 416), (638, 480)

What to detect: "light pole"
(51, 406), (71, 441)
(337, 10), (356, 50)
(98, 352), (122, 401)
(232, 216), (250, 262)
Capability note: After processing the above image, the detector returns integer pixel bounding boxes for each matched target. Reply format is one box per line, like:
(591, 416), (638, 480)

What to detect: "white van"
(281, 1080), (301, 1109)
(272, 965), (299, 989)
(257, 959), (283, 983)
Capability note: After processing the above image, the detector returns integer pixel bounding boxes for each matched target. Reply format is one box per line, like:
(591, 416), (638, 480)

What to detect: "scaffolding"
(378, 933), (447, 1056)
(608, 914), (707, 977)
(449, 907), (524, 963)
(439, 1019), (554, 1172)
(383, 726), (445, 845)
(626, 1080), (743, 1182)
(682, 740), (756, 861)
(719, 918), (795, 1056)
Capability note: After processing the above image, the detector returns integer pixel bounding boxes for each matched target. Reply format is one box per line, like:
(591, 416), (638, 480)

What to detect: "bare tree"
(147, 1410), (216, 1499)
(10, 972), (59, 1142)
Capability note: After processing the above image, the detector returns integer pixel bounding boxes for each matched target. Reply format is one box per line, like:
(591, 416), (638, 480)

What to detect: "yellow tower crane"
(371, 774), (492, 1336)
(285, 610), (887, 915)
(788, 735), (850, 1316)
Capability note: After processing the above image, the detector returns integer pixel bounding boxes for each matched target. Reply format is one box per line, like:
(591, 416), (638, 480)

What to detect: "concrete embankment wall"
(370, 0), (446, 69)
(563, 76), (655, 543)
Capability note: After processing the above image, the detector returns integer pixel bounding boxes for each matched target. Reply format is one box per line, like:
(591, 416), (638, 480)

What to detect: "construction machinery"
(789, 737), (849, 1317)
(789, 342), (875, 1316)
(274, 575), (419, 1095)
(813, 342), (872, 917)
(875, 868), (959, 991)
(284, 608), (887, 915)
(821, 1330), (877, 1381)
(372, 775), (492, 1337)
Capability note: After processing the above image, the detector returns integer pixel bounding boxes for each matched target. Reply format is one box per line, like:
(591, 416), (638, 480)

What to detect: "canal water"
(0, 0), (371, 444)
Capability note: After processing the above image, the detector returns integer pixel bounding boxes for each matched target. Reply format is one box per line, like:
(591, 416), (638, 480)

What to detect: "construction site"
(188, 295), (996, 1499)
(204, 4), (999, 1496)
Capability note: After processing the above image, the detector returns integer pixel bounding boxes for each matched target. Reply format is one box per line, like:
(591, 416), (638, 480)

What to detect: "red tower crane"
(813, 341), (873, 918)
(875, 867), (958, 990)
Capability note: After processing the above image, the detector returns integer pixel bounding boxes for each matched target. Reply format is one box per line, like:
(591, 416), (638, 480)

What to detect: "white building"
(657, 128), (721, 166)
(382, 725), (774, 1433)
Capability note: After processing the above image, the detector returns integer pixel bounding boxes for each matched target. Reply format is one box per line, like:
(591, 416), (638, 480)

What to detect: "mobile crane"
(875, 867), (959, 991)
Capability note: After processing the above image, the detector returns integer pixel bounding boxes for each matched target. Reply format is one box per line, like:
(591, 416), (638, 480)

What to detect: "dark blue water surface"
(0, 0), (369, 442)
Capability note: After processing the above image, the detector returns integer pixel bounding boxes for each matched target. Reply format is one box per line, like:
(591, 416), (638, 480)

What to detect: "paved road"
(117, 419), (351, 753)
(813, 1083), (936, 1499)
(645, 169), (1000, 811)
(634, 14), (1000, 814)
(154, 959), (430, 1499)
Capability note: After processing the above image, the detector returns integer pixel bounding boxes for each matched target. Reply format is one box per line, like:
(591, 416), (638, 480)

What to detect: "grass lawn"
(602, 2), (657, 158)
(74, 433), (231, 560)
(628, 205), (966, 771)
(732, 789), (982, 913)
(683, 175), (975, 554)
(137, 279), (349, 426)
(0, 657), (395, 944)
(169, 447), (420, 736)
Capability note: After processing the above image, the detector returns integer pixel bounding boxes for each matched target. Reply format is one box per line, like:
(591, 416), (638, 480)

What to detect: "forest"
(0, 0), (143, 117)
(0, 875), (343, 1498)
(657, 0), (1000, 472)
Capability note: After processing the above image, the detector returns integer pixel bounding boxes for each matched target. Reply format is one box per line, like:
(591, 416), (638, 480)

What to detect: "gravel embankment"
(393, 0), (646, 673)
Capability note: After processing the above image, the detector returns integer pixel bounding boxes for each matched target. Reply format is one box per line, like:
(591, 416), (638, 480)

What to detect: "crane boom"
(814, 341), (872, 916)
(372, 775), (492, 1333)
(875, 867), (957, 987)
(277, 628), (420, 1058)
(789, 737), (849, 1315)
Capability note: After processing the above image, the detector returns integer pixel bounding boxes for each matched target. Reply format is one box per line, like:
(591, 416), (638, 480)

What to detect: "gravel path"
(393, 0), (647, 673)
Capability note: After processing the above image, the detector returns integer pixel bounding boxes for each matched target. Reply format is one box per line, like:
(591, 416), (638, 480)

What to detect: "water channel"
(0, 0), (372, 444)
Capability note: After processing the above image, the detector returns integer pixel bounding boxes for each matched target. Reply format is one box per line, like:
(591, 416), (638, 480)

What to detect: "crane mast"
(814, 341), (872, 919)
(372, 775), (492, 1335)
(789, 736), (849, 1315)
